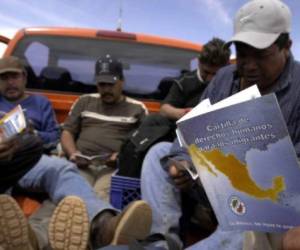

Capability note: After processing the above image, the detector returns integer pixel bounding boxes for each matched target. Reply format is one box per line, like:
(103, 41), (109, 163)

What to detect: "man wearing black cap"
(61, 55), (147, 200)
(141, 0), (300, 249)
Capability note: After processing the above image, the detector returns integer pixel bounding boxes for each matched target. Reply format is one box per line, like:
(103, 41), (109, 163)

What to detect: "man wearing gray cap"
(141, 0), (300, 249)
(0, 56), (60, 148)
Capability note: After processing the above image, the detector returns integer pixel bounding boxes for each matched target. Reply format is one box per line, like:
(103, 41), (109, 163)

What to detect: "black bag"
(0, 133), (43, 193)
(117, 125), (173, 178)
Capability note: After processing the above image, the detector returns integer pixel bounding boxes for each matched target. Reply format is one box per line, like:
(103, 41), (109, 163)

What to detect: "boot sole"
(48, 196), (89, 250)
(111, 200), (152, 245)
(0, 195), (32, 250)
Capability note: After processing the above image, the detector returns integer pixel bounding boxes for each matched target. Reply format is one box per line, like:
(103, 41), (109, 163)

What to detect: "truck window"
(12, 35), (195, 100)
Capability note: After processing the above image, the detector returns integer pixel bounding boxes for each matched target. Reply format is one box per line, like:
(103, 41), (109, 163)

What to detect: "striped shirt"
(63, 93), (147, 155)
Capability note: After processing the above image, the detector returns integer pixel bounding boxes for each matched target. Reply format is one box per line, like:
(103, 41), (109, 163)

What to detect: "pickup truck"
(0, 27), (202, 122)
(0, 27), (205, 242)
(0, 27), (207, 246)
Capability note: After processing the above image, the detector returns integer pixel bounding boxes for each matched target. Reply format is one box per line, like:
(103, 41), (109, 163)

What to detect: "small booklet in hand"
(73, 152), (111, 162)
(0, 105), (26, 142)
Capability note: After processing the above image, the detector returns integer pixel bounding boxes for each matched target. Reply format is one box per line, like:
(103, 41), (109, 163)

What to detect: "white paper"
(177, 85), (261, 124)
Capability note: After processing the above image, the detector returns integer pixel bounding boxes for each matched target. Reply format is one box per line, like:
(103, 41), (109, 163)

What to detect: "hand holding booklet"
(73, 152), (111, 162)
(167, 158), (199, 180)
(176, 85), (300, 233)
(0, 105), (26, 142)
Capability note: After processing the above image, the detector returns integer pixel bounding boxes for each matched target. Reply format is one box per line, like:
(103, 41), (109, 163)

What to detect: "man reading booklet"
(141, 0), (300, 249)
(61, 56), (147, 201)
(0, 105), (44, 193)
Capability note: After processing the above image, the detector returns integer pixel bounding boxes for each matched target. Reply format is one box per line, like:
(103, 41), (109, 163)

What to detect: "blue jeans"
(141, 142), (181, 238)
(141, 142), (243, 250)
(18, 154), (116, 220)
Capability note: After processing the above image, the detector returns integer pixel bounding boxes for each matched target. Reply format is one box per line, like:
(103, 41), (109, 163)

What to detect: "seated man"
(140, 38), (231, 140)
(160, 37), (231, 122)
(115, 39), (231, 178)
(0, 133), (152, 250)
(0, 56), (60, 149)
(141, 0), (300, 249)
(61, 55), (148, 200)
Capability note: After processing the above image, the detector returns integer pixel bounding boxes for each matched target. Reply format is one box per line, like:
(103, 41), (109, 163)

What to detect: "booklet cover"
(177, 93), (300, 233)
(73, 152), (111, 162)
(0, 105), (26, 142)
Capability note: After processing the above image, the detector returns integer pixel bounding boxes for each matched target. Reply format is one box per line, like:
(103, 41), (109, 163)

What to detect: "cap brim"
(226, 31), (280, 49)
(0, 68), (23, 75)
(96, 75), (118, 84)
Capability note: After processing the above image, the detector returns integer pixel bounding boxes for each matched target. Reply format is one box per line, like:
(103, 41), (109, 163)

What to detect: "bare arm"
(61, 130), (79, 159)
(160, 103), (191, 120)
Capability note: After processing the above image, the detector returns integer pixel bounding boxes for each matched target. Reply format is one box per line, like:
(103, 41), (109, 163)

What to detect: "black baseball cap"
(95, 55), (123, 84)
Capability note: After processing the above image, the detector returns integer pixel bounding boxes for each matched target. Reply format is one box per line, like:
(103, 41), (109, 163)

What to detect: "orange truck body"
(1, 27), (202, 122)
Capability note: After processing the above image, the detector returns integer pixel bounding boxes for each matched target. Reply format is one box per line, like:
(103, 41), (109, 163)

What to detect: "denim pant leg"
(17, 155), (116, 221)
(141, 142), (182, 238)
(29, 200), (56, 250)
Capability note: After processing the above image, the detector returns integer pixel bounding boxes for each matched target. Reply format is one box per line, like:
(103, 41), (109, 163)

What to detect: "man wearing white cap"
(141, 0), (300, 249)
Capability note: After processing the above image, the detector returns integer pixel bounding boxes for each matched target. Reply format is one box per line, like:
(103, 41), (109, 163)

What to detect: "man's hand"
(24, 119), (39, 136)
(283, 226), (300, 249)
(0, 138), (17, 161)
(105, 152), (118, 168)
(74, 157), (90, 169)
(183, 107), (192, 115)
(70, 151), (90, 169)
(168, 160), (193, 191)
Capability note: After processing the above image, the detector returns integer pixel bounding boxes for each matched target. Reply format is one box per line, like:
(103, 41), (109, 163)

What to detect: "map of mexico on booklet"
(176, 88), (300, 233)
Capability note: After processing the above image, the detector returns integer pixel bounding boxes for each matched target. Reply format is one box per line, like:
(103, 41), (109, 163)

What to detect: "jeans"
(29, 200), (56, 250)
(18, 154), (116, 220)
(141, 142), (244, 249)
(79, 165), (115, 202)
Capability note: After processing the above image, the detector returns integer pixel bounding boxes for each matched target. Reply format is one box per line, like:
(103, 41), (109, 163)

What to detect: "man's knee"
(146, 142), (172, 159)
(39, 156), (78, 181)
(142, 142), (172, 178)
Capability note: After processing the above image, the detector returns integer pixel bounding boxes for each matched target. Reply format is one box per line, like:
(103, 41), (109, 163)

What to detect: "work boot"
(91, 200), (152, 248)
(0, 194), (39, 250)
(48, 196), (89, 250)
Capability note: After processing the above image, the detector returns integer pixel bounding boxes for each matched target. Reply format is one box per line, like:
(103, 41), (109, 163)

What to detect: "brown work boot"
(91, 200), (152, 248)
(0, 194), (39, 250)
(48, 196), (89, 250)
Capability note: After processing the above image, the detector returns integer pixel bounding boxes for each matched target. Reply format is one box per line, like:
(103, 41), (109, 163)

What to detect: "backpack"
(117, 125), (173, 178)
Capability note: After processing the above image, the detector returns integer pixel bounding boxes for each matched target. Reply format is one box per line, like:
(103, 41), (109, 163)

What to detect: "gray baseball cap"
(227, 0), (291, 49)
(0, 56), (25, 75)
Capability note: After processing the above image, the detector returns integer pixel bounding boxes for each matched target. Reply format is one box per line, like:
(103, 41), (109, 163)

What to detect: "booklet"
(73, 152), (111, 162)
(0, 105), (26, 142)
(176, 86), (300, 233)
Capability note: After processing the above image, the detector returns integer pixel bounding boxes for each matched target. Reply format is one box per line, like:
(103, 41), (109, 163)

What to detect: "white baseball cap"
(227, 0), (291, 49)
